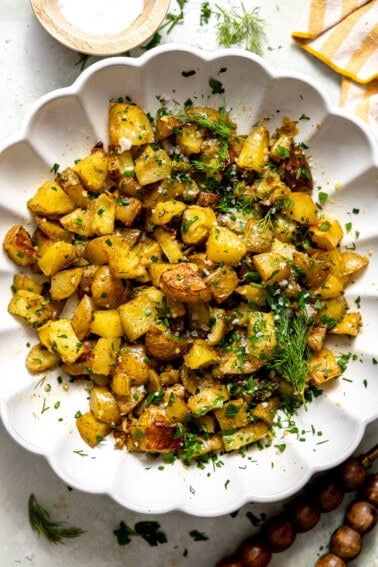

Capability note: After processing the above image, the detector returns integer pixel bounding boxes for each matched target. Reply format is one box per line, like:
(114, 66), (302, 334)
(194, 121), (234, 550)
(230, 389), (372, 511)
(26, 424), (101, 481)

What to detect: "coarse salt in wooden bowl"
(29, 0), (171, 55)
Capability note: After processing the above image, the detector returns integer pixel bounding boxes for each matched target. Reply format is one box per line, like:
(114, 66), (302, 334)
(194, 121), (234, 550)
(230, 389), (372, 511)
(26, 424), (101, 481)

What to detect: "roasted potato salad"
(3, 99), (368, 464)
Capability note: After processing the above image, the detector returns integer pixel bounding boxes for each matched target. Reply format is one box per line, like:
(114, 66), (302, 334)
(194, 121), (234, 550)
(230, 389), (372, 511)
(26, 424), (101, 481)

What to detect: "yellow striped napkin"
(292, 0), (378, 139)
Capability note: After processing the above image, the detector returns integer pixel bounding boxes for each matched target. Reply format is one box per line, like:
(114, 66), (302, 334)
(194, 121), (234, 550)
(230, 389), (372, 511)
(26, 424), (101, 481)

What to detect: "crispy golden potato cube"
(251, 397), (280, 426)
(181, 205), (216, 245)
(272, 214), (298, 243)
(180, 434), (224, 460)
(91, 265), (130, 309)
(292, 251), (330, 289)
(38, 318), (84, 364)
(307, 347), (341, 386)
(187, 384), (229, 415)
(149, 262), (180, 287)
(217, 352), (265, 375)
(151, 199), (187, 226)
(284, 191), (318, 225)
(251, 171), (290, 205)
(134, 145), (172, 186)
(13, 273), (43, 295)
(153, 227), (184, 263)
(113, 346), (150, 386)
(111, 372), (132, 396)
(58, 167), (90, 208)
(8, 289), (53, 327)
(206, 226), (247, 266)
(91, 337), (121, 376)
(83, 235), (123, 265)
(61, 344), (94, 376)
(193, 414), (217, 434)
(270, 238), (297, 260)
(214, 398), (249, 430)
(90, 386), (120, 425)
(313, 273), (344, 299)
(71, 294), (95, 341)
(205, 265), (239, 304)
(312, 248), (343, 276)
(37, 241), (77, 276)
(329, 312), (362, 336)
(90, 309), (124, 338)
(309, 218), (343, 250)
(3, 225), (37, 266)
(155, 114), (182, 140)
(235, 285), (266, 305)
(108, 245), (146, 280)
(243, 217), (273, 253)
(72, 146), (108, 193)
(109, 102), (154, 148)
(27, 180), (74, 216)
(164, 386), (189, 423)
(307, 324), (327, 352)
(132, 239), (162, 270)
(237, 124), (269, 173)
(184, 340), (220, 370)
(314, 296), (348, 326)
(252, 252), (290, 284)
(32, 228), (54, 259)
(87, 193), (115, 236)
(35, 216), (73, 242)
(176, 123), (204, 155)
(126, 419), (182, 454)
(145, 324), (188, 361)
(108, 150), (134, 180)
(76, 411), (111, 447)
(60, 208), (92, 237)
(340, 251), (369, 276)
(160, 263), (211, 304)
(115, 195), (142, 226)
(187, 301), (210, 334)
(222, 421), (269, 452)
(118, 292), (160, 341)
(50, 267), (83, 300)
(25, 343), (60, 373)
(207, 308), (226, 346)
(248, 311), (277, 359)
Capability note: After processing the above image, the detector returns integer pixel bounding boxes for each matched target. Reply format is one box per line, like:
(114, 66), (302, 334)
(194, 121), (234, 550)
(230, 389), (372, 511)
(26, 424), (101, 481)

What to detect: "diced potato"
(252, 252), (290, 284)
(108, 150), (135, 180)
(72, 146), (108, 193)
(176, 123), (204, 155)
(35, 217), (73, 242)
(145, 324), (188, 361)
(313, 274), (344, 299)
(27, 180), (74, 216)
(113, 346), (150, 387)
(205, 265), (239, 304)
(340, 251), (369, 277)
(84, 235), (125, 265)
(184, 340), (219, 369)
(248, 311), (277, 359)
(206, 226), (247, 266)
(284, 192), (318, 225)
(237, 124), (269, 173)
(3, 225), (37, 266)
(207, 307), (226, 346)
(38, 318), (84, 364)
(180, 434), (223, 460)
(25, 343), (60, 373)
(115, 195), (142, 226)
(222, 421), (269, 452)
(118, 290), (161, 341)
(252, 397), (280, 426)
(76, 411), (111, 447)
(235, 285), (266, 305)
(187, 384), (229, 415)
(315, 296), (348, 326)
(160, 263), (211, 304)
(181, 205), (216, 245)
(12, 273), (43, 295)
(134, 145), (172, 186)
(60, 208), (92, 237)
(307, 325), (327, 352)
(153, 227), (184, 263)
(214, 398), (249, 430)
(8, 289), (53, 327)
(88, 193), (115, 236)
(243, 217), (273, 253)
(307, 348), (341, 386)
(151, 199), (187, 226)
(91, 265), (130, 309)
(109, 102), (154, 148)
(71, 294), (95, 340)
(58, 167), (90, 208)
(37, 241), (77, 276)
(309, 218), (343, 250)
(329, 312), (362, 336)
(50, 267), (83, 300)
(292, 251), (329, 289)
(91, 337), (121, 376)
(251, 171), (290, 205)
(156, 114), (182, 141)
(90, 386), (120, 425)
(272, 214), (298, 243)
(90, 309), (124, 338)
(126, 416), (181, 454)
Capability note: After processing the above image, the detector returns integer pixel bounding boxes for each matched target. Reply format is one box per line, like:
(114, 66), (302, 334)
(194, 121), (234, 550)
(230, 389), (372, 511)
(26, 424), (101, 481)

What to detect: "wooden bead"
(345, 500), (377, 534)
(361, 473), (378, 508)
(339, 457), (366, 491)
(236, 537), (272, 567)
(316, 477), (344, 513)
(216, 558), (243, 567)
(315, 553), (346, 567)
(289, 497), (321, 532)
(264, 516), (296, 552)
(330, 525), (362, 560)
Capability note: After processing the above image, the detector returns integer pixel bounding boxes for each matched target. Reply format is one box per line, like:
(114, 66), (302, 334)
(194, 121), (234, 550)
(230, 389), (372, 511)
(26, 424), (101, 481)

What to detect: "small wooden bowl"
(30, 0), (170, 55)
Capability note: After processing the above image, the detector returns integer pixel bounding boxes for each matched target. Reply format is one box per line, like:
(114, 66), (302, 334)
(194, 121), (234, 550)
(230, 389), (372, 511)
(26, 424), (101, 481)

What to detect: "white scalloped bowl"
(0, 46), (377, 517)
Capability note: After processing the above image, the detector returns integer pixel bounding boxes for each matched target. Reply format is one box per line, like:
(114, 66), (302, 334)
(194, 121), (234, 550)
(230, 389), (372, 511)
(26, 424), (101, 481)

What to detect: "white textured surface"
(0, 1), (377, 565)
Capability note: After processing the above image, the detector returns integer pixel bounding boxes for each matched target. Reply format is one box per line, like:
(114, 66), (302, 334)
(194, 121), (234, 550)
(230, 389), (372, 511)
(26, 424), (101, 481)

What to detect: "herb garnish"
(215, 4), (267, 55)
(113, 520), (167, 546)
(28, 494), (84, 544)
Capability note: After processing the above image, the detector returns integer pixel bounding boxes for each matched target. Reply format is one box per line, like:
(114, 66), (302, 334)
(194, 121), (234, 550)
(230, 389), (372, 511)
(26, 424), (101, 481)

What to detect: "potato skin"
(160, 263), (211, 304)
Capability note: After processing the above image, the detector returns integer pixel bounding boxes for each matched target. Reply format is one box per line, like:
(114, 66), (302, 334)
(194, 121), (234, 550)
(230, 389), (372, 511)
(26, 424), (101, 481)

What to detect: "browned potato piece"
(109, 102), (154, 148)
(3, 225), (37, 266)
(8, 290), (53, 328)
(90, 386), (120, 425)
(26, 343), (60, 373)
(27, 180), (74, 216)
(76, 411), (111, 447)
(160, 263), (211, 304)
(205, 265), (239, 304)
(91, 265), (130, 308)
(222, 421), (269, 451)
(307, 348), (341, 386)
(71, 294), (95, 341)
(145, 324), (189, 361)
(73, 146), (108, 193)
(58, 167), (90, 208)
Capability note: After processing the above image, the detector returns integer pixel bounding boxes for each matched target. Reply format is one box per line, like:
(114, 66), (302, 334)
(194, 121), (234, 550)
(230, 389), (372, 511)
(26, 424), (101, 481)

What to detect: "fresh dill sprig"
(185, 106), (235, 139)
(267, 289), (312, 402)
(215, 4), (267, 55)
(28, 494), (85, 544)
(192, 138), (230, 173)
